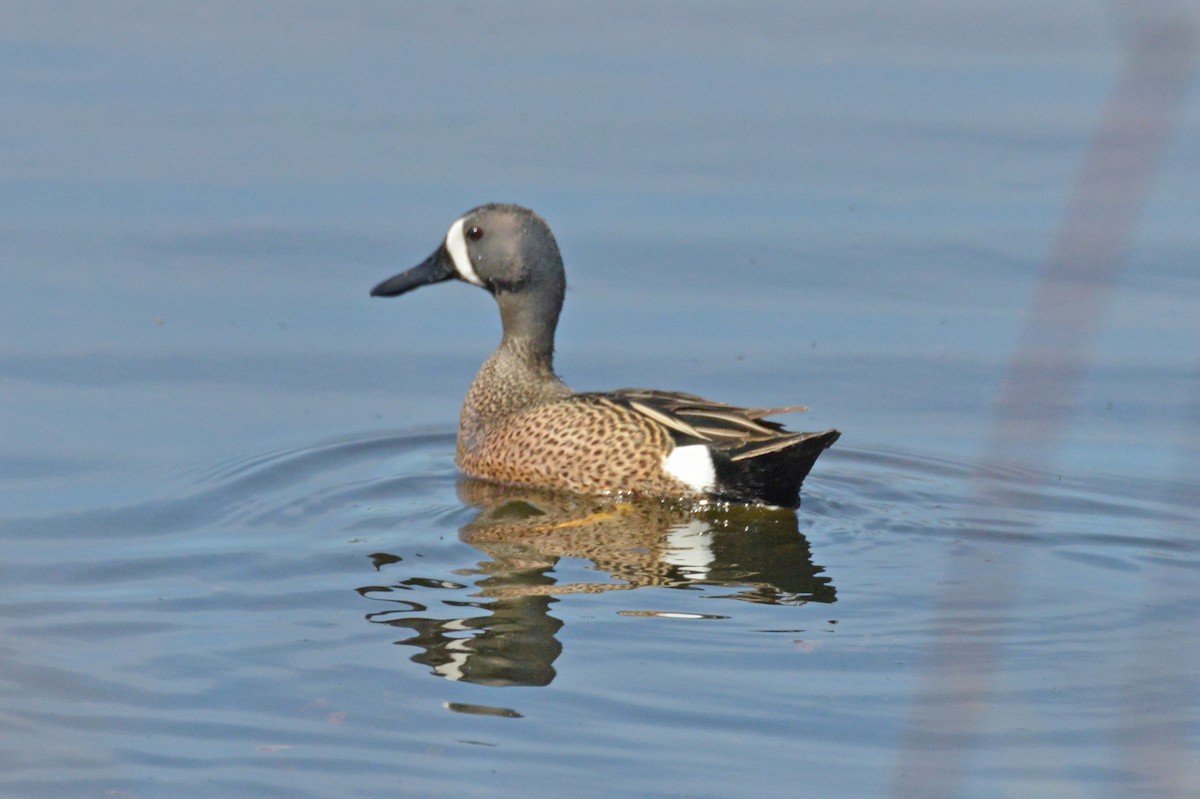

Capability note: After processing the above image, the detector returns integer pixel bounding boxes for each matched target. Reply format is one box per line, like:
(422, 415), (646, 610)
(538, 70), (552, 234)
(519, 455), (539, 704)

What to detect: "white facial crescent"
(445, 217), (484, 287)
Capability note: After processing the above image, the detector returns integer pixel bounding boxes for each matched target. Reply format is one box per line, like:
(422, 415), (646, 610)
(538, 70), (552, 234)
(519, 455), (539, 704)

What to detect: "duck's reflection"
(360, 480), (835, 687)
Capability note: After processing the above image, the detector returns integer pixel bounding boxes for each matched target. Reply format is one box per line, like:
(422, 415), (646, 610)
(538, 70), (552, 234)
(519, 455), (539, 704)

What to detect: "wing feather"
(593, 388), (814, 450)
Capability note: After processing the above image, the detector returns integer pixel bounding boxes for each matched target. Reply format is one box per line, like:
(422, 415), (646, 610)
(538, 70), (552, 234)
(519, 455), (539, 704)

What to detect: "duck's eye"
(466, 225), (484, 241)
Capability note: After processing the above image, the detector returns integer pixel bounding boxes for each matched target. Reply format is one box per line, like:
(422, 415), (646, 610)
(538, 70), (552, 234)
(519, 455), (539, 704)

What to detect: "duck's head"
(371, 203), (566, 347)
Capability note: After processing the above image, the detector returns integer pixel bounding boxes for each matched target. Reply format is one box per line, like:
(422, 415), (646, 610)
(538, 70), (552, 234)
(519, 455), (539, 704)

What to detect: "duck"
(371, 203), (839, 507)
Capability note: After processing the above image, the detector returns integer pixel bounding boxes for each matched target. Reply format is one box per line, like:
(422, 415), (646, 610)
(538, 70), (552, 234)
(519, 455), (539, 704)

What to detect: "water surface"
(2, 3), (1198, 798)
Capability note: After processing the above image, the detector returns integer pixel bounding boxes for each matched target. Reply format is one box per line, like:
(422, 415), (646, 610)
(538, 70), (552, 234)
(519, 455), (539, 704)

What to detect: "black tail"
(712, 430), (840, 507)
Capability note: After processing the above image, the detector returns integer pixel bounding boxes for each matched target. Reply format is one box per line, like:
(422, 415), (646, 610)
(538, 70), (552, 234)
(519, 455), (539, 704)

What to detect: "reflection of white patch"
(434, 633), (473, 682)
(446, 217), (483, 286)
(663, 444), (715, 492)
(662, 519), (715, 580)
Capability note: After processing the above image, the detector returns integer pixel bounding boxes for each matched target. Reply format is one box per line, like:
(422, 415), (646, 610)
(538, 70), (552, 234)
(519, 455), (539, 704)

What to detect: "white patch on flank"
(445, 217), (484, 286)
(662, 519), (715, 580)
(663, 444), (716, 493)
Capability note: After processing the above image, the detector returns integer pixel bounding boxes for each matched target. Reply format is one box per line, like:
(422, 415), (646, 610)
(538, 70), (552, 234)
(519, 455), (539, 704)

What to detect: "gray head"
(371, 203), (567, 352)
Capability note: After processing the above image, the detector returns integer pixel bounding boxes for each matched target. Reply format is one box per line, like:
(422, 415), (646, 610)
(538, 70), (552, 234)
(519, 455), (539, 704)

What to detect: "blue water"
(3, 4), (1198, 798)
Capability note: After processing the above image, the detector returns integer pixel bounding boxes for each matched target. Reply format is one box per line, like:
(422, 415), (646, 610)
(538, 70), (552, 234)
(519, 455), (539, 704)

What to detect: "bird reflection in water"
(358, 479), (836, 687)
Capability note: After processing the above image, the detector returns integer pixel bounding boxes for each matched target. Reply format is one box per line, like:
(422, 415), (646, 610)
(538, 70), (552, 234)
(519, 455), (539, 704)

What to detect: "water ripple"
(2, 432), (1196, 798)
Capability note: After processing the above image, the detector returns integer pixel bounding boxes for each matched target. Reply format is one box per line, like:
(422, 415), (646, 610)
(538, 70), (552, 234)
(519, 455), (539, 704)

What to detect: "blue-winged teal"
(371, 203), (839, 507)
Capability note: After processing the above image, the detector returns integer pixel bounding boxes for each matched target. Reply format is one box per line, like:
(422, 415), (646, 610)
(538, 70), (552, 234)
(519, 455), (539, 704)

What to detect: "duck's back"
(457, 379), (839, 506)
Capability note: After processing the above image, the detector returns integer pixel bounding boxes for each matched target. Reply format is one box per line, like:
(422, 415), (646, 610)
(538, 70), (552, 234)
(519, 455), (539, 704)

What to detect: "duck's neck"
(458, 281), (569, 456)
(495, 281), (561, 360)
(478, 281), (567, 409)
(458, 334), (571, 457)
(489, 334), (561, 390)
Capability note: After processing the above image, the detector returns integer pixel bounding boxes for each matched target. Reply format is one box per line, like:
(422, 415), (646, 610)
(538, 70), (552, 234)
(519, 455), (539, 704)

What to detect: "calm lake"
(3, 3), (1198, 798)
